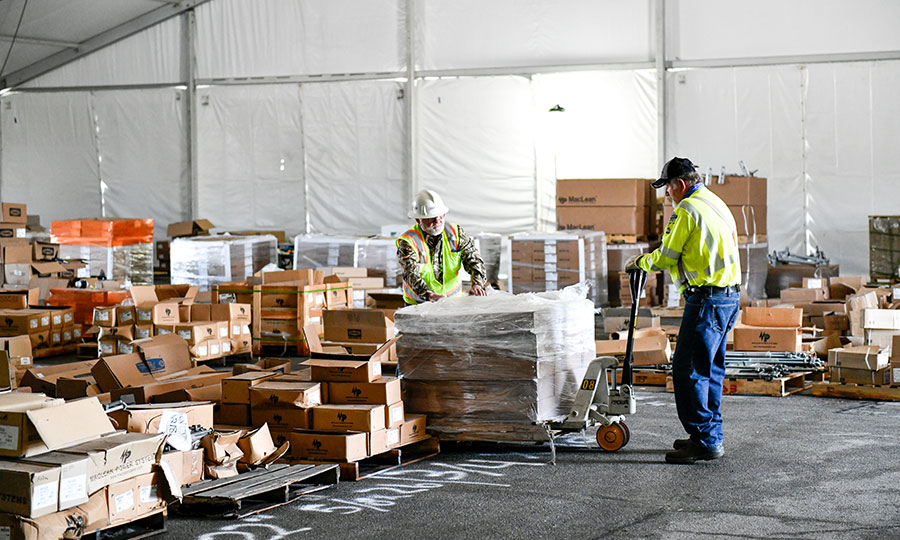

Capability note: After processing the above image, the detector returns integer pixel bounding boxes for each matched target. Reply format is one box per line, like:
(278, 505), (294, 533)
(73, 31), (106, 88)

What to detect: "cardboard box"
(20, 451), (90, 510)
(60, 432), (164, 494)
(556, 178), (652, 207)
(134, 324), (153, 340)
(781, 288), (826, 303)
(862, 309), (900, 330)
(33, 241), (60, 261)
(91, 353), (154, 392)
(326, 377), (401, 405)
(704, 176), (767, 206)
(167, 219), (214, 238)
(237, 424), (289, 466)
(556, 206), (650, 235)
(743, 307), (803, 327)
(0, 288), (37, 309)
(154, 383), (222, 404)
(92, 306), (117, 327)
(830, 365), (892, 386)
(732, 324), (802, 352)
(0, 460), (61, 517)
(175, 321), (220, 346)
(0, 489), (108, 540)
(200, 430), (244, 465)
(232, 358), (292, 376)
(595, 332), (671, 366)
(0, 309), (51, 335)
(160, 448), (204, 486)
(108, 402), (215, 434)
(2, 242), (31, 264)
(603, 308), (660, 334)
(116, 306), (136, 326)
(323, 309), (393, 344)
(221, 372), (281, 404)
(211, 303), (252, 324)
(302, 358), (381, 383)
(399, 414), (427, 445)
(248, 381), (322, 409)
(384, 401), (405, 429)
(827, 346), (889, 371)
(132, 333), (193, 376)
(290, 430), (368, 462)
(215, 403), (251, 426)
(312, 404), (386, 432)
(250, 407), (312, 430)
(0, 396), (114, 459)
(2, 203), (27, 224)
(110, 368), (228, 404)
(0, 222), (26, 239)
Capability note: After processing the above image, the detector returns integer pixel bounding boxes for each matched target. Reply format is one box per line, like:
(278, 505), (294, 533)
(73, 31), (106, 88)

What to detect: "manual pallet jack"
(546, 268), (647, 452)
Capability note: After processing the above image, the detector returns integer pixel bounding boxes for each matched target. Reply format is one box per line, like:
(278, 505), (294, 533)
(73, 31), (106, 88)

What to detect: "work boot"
(672, 438), (691, 450)
(665, 441), (724, 464)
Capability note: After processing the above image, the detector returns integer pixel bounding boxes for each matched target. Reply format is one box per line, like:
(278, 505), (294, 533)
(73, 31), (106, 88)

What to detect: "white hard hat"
(408, 189), (449, 219)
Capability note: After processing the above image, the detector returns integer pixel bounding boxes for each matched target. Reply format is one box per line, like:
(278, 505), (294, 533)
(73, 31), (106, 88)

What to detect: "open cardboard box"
(0, 396), (115, 459)
(595, 328), (671, 366)
(304, 323), (399, 370)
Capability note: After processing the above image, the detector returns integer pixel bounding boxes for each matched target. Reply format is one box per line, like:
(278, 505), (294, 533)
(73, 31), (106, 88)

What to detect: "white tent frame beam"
(0, 0), (213, 89)
(0, 35), (79, 49)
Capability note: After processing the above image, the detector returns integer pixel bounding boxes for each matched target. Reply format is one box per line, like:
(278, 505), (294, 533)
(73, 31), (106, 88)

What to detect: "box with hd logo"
(290, 430), (368, 462)
(312, 404), (385, 432)
(732, 307), (803, 353)
(249, 381), (322, 409)
(325, 377), (401, 404)
(221, 371), (280, 404)
(251, 406), (312, 430)
(399, 414), (427, 445)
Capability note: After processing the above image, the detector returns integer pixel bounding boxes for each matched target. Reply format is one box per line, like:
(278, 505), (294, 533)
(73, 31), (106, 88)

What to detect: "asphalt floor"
(163, 386), (900, 540)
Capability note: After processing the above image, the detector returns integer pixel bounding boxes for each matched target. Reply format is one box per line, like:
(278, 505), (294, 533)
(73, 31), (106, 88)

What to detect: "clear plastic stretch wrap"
(473, 232), (503, 286)
(293, 235), (359, 269)
(170, 235), (277, 291)
(355, 237), (402, 287)
(507, 232), (608, 306)
(58, 243), (153, 286)
(395, 285), (595, 442)
(293, 235), (403, 287)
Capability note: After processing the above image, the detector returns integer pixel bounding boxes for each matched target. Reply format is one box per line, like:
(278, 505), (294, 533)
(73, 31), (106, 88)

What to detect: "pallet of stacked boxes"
(606, 242), (652, 307)
(556, 179), (656, 242)
(51, 218), (154, 286)
(395, 286), (595, 442)
(507, 232), (608, 306)
(170, 234), (278, 292)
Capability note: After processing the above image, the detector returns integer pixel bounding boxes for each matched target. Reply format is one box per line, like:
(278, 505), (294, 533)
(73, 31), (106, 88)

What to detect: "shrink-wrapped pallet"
(170, 235), (277, 291)
(395, 285), (595, 441)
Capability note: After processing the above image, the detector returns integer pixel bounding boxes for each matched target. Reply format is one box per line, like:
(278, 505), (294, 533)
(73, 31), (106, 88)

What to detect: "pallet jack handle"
(621, 268), (648, 387)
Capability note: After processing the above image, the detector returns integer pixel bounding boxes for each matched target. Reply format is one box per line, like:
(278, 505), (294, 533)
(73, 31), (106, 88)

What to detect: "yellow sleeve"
(637, 207), (696, 273)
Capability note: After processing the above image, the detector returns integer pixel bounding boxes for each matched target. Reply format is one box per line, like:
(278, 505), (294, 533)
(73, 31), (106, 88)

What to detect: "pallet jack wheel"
(596, 423), (628, 452)
(619, 422), (631, 447)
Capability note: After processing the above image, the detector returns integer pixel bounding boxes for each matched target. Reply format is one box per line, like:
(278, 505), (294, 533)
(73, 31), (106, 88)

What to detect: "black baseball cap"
(652, 157), (697, 189)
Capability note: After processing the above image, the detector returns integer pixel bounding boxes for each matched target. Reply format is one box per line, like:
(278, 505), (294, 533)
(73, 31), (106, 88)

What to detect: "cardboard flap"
(129, 286), (159, 307)
(26, 397), (115, 450)
(303, 324), (323, 353)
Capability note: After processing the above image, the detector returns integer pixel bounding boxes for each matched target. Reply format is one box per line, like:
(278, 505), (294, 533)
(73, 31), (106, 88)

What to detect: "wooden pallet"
(85, 509), (167, 540)
(810, 382), (900, 401)
(666, 370), (819, 397)
(340, 436), (440, 481)
(173, 463), (339, 518)
(33, 343), (78, 359)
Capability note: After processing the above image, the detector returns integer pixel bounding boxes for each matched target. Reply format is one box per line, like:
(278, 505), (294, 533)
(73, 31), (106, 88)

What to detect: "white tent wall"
(93, 89), (189, 241)
(0, 92), (103, 221)
(804, 61), (900, 276)
(417, 77), (537, 234)
(672, 0), (900, 60)
(417, 0), (652, 70)
(21, 17), (183, 88)
(302, 81), (407, 235)
(665, 66), (805, 255)
(194, 0), (405, 79)
(196, 84), (306, 234)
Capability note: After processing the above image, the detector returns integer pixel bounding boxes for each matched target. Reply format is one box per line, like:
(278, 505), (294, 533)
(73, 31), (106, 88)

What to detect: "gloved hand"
(624, 255), (643, 272)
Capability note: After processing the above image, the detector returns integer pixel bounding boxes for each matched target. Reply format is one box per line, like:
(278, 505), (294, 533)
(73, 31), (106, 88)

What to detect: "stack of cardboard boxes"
(507, 232), (608, 305)
(317, 267), (385, 309)
(0, 394), (173, 537)
(732, 307), (804, 353)
(556, 179), (654, 238)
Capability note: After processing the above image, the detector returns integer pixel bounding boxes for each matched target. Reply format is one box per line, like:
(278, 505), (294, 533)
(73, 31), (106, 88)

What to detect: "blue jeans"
(672, 291), (740, 449)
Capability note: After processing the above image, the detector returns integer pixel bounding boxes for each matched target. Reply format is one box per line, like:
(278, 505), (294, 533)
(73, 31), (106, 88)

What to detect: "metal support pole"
(655, 0), (666, 171)
(183, 10), (198, 220)
(405, 0), (417, 204)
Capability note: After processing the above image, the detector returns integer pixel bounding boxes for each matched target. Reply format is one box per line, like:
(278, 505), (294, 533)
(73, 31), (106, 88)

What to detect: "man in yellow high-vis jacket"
(625, 157), (742, 464)
(396, 190), (488, 305)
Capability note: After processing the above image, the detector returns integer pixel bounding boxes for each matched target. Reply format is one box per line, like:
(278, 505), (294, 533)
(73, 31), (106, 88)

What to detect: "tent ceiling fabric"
(0, 0), (169, 77)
